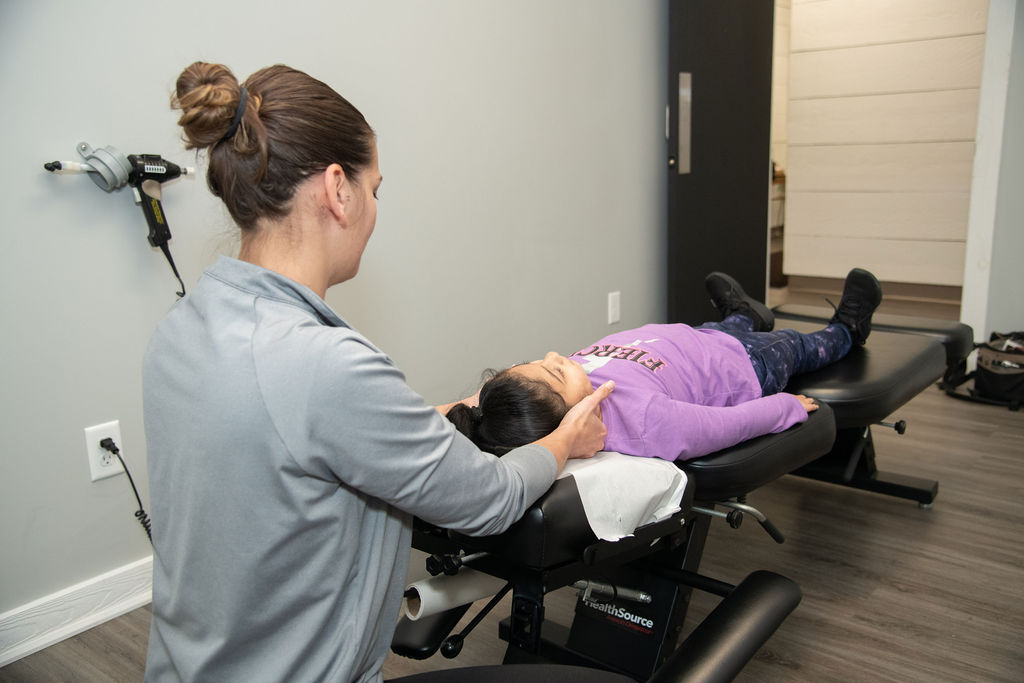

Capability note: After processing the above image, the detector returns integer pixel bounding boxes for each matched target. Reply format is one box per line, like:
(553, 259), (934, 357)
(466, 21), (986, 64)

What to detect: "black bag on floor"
(942, 331), (1024, 411)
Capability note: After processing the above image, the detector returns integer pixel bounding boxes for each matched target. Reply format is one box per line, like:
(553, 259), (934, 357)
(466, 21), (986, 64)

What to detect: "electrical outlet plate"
(608, 291), (621, 325)
(84, 420), (125, 482)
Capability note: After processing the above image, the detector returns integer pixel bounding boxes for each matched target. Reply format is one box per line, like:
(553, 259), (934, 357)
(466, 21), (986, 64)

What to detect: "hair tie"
(221, 86), (248, 142)
(470, 406), (484, 422)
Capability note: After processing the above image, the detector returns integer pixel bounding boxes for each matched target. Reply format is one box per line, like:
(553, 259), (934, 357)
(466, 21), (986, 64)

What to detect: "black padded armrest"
(391, 604), (472, 660)
(681, 402), (835, 501)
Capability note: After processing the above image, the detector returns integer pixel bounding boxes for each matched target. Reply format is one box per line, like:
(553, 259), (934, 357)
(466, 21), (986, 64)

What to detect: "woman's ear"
(322, 163), (348, 224)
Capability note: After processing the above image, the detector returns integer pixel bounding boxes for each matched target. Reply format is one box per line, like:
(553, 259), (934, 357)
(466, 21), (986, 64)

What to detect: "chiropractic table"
(393, 311), (972, 682)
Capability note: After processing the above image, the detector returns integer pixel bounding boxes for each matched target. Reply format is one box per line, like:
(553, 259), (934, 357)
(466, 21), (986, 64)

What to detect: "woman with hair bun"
(142, 62), (613, 683)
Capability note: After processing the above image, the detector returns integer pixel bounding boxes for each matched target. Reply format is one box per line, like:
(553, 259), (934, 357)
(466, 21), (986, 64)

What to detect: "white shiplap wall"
(784, 0), (989, 285)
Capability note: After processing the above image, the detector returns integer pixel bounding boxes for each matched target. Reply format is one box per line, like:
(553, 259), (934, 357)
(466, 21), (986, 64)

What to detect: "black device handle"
(127, 154), (186, 297)
(138, 184), (173, 247)
(128, 154), (181, 247)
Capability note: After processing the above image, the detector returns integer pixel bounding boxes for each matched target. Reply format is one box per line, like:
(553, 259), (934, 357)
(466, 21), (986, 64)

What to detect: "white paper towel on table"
(403, 568), (506, 620)
(559, 451), (687, 541)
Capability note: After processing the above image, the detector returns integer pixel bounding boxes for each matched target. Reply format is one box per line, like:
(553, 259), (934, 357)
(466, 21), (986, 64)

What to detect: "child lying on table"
(448, 269), (882, 462)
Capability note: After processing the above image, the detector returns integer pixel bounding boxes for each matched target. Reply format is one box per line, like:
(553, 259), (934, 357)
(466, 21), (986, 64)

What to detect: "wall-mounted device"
(44, 142), (194, 297)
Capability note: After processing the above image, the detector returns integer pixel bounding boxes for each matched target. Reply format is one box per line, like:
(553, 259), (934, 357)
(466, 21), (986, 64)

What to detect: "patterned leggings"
(698, 315), (852, 396)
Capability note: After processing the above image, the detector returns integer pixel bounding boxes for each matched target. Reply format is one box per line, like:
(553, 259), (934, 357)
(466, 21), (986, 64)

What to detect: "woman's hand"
(793, 394), (818, 413)
(563, 380), (615, 458)
(537, 381), (614, 471)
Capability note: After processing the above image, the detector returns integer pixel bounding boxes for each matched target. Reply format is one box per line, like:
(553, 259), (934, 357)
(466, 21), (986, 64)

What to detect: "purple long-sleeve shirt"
(570, 324), (808, 462)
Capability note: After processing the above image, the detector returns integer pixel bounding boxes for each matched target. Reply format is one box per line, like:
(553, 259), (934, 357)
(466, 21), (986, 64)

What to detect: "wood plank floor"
(3, 387), (1021, 682)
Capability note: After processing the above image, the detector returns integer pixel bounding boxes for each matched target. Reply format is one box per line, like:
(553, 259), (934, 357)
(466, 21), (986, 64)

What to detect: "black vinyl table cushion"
(681, 402), (835, 502)
(777, 319), (947, 429)
(445, 475), (601, 570)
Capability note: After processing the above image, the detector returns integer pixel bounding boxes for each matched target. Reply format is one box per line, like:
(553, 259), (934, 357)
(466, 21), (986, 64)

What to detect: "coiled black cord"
(134, 509), (153, 541)
(99, 437), (153, 545)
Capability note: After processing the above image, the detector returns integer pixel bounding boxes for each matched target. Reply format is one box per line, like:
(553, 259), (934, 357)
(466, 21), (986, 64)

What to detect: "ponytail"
(445, 369), (568, 456)
(446, 402), (481, 441)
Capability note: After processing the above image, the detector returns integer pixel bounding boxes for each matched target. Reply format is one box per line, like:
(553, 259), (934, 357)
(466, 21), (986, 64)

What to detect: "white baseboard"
(0, 555), (153, 667)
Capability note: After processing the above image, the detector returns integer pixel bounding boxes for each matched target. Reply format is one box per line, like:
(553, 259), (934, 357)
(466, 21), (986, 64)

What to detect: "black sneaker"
(829, 268), (883, 345)
(704, 272), (774, 332)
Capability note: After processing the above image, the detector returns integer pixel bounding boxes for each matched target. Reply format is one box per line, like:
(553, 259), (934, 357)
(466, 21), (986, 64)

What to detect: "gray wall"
(0, 1), (668, 613)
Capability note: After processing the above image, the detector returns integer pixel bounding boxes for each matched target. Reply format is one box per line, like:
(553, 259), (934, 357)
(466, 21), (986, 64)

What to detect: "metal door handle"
(677, 72), (691, 174)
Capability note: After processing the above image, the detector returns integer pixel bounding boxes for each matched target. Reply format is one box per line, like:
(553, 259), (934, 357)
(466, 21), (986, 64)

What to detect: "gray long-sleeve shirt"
(142, 256), (556, 682)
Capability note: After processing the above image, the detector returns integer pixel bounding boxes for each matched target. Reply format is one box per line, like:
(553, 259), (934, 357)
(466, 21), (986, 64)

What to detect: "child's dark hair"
(446, 368), (569, 456)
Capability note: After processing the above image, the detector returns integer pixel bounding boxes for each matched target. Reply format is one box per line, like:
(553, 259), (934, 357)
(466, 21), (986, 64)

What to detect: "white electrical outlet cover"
(608, 291), (621, 325)
(84, 420), (125, 482)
